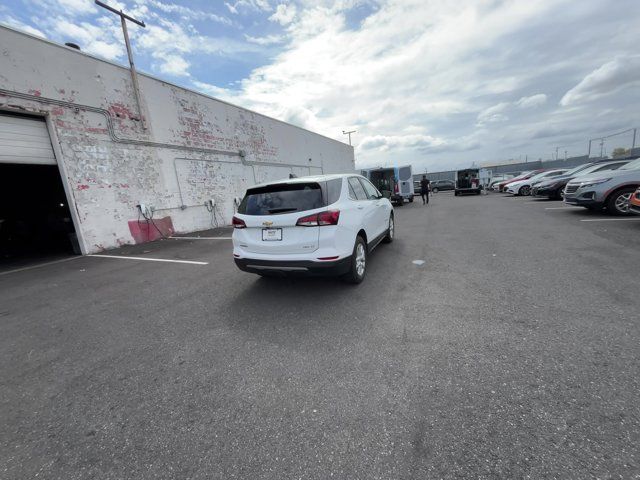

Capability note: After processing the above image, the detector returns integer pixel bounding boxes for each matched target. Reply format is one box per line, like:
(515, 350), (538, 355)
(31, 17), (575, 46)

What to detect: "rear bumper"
(234, 256), (351, 277)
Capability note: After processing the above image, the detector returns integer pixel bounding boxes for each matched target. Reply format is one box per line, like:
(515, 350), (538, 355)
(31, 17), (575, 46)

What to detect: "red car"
(496, 170), (544, 192)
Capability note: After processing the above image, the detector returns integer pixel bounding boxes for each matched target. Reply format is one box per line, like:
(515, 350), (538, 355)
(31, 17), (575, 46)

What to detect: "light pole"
(342, 130), (356, 146)
(95, 0), (147, 130)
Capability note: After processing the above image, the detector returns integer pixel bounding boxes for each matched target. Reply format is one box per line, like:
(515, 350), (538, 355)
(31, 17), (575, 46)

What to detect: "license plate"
(262, 228), (282, 241)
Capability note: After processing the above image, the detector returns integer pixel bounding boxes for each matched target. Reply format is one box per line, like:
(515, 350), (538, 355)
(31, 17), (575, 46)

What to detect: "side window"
(348, 177), (368, 200)
(359, 177), (381, 200)
(326, 178), (343, 204)
(594, 163), (624, 172)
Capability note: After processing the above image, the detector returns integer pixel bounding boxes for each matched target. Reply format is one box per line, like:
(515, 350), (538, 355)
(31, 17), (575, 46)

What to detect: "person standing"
(420, 175), (430, 205)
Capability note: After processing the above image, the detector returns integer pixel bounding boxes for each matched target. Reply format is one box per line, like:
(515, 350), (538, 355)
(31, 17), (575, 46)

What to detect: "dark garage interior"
(0, 163), (79, 267)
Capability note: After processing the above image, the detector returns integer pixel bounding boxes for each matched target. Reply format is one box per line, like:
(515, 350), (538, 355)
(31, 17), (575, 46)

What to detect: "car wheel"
(606, 187), (635, 215)
(409, 196), (414, 203)
(433, 187), (439, 193)
(383, 215), (394, 243)
(519, 185), (531, 196)
(343, 236), (367, 284)
(554, 188), (564, 200)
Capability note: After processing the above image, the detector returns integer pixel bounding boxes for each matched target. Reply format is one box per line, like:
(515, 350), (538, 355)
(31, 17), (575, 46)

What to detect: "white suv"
(232, 174), (394, 283)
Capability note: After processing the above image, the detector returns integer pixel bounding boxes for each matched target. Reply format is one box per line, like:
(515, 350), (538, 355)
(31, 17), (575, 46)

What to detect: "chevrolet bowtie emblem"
(263, 221), (273, 227)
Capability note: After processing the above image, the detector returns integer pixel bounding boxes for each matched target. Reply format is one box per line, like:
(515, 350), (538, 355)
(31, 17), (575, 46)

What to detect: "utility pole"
(632, 128), (637, 153)
(342, 130), (356, 146)
(95, 0), (147, 130)
(555, 146), (559, 160)
(599, 138), (604, 158)
(587, 139), (592, 157)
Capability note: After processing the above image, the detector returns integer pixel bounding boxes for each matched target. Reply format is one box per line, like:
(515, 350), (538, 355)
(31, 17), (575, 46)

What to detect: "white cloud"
(56, 0), (96, 15)
(143, 0), (233, 25)
(0, 17), (46, 37)
(158, 54), (191, 76)
(135, 18), (262, 76)
(192, 81), (238, 102)
(476, 94), (547, 126)
(359, 133), (447, 152)
(225, 0), (271, 14)
(245, 33), (284, 45)
(10, 0), (640, 170)
(269, 4), (296, 25)
(477, 102), (510, 125)
(560, 55), (640, 106)
(516, 94), (547, 109)
(224, 2), (239, 14)
(51, 18), (124, 60)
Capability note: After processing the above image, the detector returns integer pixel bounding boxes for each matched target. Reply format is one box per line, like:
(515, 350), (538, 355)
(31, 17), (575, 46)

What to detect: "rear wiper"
(267, 208), (298, 214)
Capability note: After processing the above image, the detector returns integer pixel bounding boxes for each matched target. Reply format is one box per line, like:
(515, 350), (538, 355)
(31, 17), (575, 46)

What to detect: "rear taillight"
(296, 210), (340, 227)
(394, 182), (399, 193)
(232, 216), (246, 229)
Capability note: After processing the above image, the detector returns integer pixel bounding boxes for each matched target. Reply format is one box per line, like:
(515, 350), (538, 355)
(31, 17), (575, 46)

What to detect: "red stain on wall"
(108, 103), (136, 120)
(128, 216), (174, 244)
(28, 89), (41, 97)
(77, 184), (90, 190)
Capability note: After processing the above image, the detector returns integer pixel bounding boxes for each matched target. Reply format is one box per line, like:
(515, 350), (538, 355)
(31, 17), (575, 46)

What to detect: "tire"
(383, 215), (394, 243)
(553, 188), (564, 200)
(519, 185), (531, 196)
(343, 236), (367, 284)
(454, 191), (458, 196)
(432, 187), (439, 193)
(409, 196), (414, 203)
(606, 187), (636, 216)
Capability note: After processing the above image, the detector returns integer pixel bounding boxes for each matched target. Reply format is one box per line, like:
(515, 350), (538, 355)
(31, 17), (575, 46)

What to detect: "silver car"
(564, 158), (640, 215)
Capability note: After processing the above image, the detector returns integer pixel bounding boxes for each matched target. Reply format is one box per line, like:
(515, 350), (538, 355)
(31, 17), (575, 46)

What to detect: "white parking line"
(170, 236), (231, 240)
(545, 206), (582, 210)
(89, 254), (208, 265)
(580, 218), (640, 222)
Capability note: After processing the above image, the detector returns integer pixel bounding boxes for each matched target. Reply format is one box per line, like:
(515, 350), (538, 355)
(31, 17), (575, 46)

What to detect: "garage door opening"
(1, 112), (80, 270)
(0, 163), (80, 266)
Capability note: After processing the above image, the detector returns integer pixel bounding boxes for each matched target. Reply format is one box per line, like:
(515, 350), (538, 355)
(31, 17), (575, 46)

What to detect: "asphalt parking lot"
(1, 193), (639, 479)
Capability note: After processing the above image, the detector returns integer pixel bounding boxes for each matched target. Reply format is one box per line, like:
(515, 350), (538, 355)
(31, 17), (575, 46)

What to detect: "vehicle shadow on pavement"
(222, 263), (386, 343)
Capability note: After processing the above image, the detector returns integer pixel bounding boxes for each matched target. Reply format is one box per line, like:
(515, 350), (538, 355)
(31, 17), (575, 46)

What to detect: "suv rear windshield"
(239, 182), (327, 215)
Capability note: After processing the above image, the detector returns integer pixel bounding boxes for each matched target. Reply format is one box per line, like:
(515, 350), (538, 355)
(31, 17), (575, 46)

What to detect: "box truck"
(360, 166), (414, 206)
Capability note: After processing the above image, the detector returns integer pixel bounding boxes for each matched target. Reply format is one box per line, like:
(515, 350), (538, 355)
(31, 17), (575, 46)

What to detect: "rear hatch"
(235, 181), (326, 254)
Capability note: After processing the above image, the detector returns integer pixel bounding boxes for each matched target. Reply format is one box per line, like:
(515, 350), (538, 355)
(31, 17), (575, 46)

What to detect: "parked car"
(505, 169), (567, 196)
(496, 170), (543, 192)
(430, 179), (455, 192)
(564, 158), (640, 215)
(629, 186), (640, 215)
(488, 175), (514, 190)
(532, 161), (631, 200)
(232, 174), (394, 283)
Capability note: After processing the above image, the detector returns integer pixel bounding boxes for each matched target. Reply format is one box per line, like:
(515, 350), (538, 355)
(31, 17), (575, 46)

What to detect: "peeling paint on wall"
(0, 26), (354, 253)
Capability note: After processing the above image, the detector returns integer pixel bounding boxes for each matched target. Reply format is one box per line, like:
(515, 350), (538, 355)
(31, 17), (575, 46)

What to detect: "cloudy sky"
(1, 0), (639, 171)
